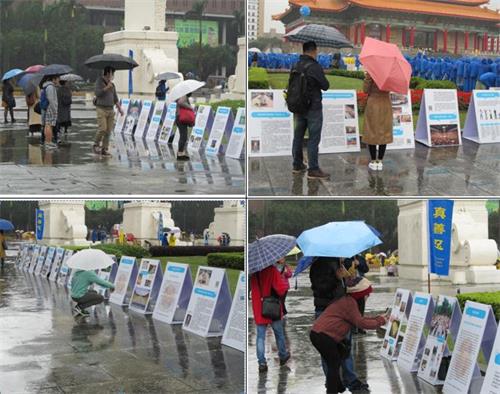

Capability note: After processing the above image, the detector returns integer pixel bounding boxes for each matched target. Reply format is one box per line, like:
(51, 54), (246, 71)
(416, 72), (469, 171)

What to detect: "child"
(71, 270), (115, 317)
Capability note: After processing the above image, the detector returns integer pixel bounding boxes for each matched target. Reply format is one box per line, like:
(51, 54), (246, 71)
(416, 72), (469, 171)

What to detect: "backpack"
(285, 61), (313, 114)
(40, 86), (50, 111)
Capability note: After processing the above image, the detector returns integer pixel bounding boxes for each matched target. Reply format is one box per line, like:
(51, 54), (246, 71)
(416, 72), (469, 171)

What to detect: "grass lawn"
(157, 256), (241, 296)
(268, 73), (363, 90)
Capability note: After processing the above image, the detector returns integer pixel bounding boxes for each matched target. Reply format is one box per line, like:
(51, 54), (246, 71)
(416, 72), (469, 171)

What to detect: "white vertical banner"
(109, 256), (139, 306)
(153, 262), (193, 324)
(221, 271), (246, 352)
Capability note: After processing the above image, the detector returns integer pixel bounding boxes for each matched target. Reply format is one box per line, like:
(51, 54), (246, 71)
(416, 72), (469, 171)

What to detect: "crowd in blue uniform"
(249, 51), (500, 91)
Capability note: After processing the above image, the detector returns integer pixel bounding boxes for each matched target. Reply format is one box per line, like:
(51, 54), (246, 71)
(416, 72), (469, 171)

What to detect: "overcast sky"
(264, 0), (500, 34)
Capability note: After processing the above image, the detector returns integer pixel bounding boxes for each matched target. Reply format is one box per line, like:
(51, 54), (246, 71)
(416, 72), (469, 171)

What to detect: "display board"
(129, 258), (163, 314)
(145, 101), (166, 140)
(123, 100), (142, 135)
(416, 89), (462, 147)
(397, 293), (434, 372)
(387, 92), (415, 150)
(109, 256), (139, 306)
(443, 301), (497, 394)
(205, 107), (234, 155)
(463, 90), (500, 144)
(226, 107), (246, 160)
(157, 103), (177, 144)
(38, 246), (56, 277)
(47, 247), (65, 281)
(152, 262), (193, 324)
(248, 90), (293, 157)
(57, 249), (74, 286)
(418, 295), (463, 385)
(381, 288), (413, 360)
(480, 322), (500, 393)
(93, 256), (118, 299)
(31, 245), (48, 275)
(27, 244), (41, 273)
(319, 90), (361, 154)
(221, 271), (246, 352)
(182, 266), (232, 337)
(18, 244), (32, 270)
(134, 100), (154, 139)
(114, 98), (130, 133)
(188, 105), (214, 151)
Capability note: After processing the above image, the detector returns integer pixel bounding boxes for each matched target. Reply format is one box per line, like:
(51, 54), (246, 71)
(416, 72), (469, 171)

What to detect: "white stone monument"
(121, 201), (175, 245)
(38, 201), (88, 246)
(103, 0), (179, 97)
(204, 201), (245, 246)
(222, 36), (246, 100)
(398, 200), (500, 284)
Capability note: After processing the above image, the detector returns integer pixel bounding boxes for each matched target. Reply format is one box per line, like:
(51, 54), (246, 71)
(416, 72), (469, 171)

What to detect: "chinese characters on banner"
(35, 209), (44, 241)
(428, 200), (454, 276)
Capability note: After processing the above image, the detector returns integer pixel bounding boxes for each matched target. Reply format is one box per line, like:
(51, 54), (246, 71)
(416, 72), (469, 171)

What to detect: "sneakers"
(72, 305), (89, 317)
(101, 149), (112, 157)
(348, 379), (370, 392)
(377, 161), (383, 170)
(307, 169), (330, 180)
(92, 144), (101, 154)
(279, 354), (291, 366)
(258, 364), (268, 373)
(292, 163), (307, 174)
(177, 155), (190, 161)
(368, 161), (378, 171)
(45, 142), (58, 150)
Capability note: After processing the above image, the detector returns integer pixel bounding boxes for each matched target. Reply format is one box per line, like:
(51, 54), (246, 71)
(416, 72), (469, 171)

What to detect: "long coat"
(362, 74), (393, 145)
(28, 87), (41, 127)
(57, 85), (72, 125)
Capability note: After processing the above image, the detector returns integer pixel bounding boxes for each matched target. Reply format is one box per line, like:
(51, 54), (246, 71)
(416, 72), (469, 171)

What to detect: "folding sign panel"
(387, 92), (415, 151)
(27, 244), (41, 273)
(93, 255), (119, 299)
(188, 105), (214, 151)
(226, 107), (246, 160)
(221, 271), (246, 352)
(145, 101), (166, 140)
(418, 295), (462, 386)
(134, 100), (154, 139)
(109, 256), (139, 306)
(152, 262), (193, 324)
(480, 322), (500, 393)
(205, 106), (234, 156)
(381, 288), (413, 361)
(47, 247), (65, 280)
(31, 245), (47, 275)
(114, 98), (131, 133)
(182, 266), (232, 338)
(57, 249), (74, 287)
(443, 301), (497, 394)
(397, 292), (434, 372)
(157, 103), (177, 144)
(129, 258), (163, 314)
(38, 246), (56, 277)
(123, 100), (142, 136)
(463, 90), (500, 144)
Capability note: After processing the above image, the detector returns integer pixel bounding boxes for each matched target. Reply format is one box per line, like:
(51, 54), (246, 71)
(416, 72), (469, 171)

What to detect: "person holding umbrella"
(2, 78), (16, 124)
(67, 249), (115, 317)
(155, 80), (168, 101)
(0, 219), (14, 269)
(249, 234), (296, 373)
(40, 75), (60, 149)
(56, 79), (73, 135)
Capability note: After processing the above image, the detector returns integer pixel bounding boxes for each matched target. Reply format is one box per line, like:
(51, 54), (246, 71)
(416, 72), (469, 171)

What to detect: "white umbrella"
(66, 249), (115, 271)
(60, 73), (83, 82)
(168, 79), (205, 103)
(155, 71), (182, 81)
(249, 47), (261, 53)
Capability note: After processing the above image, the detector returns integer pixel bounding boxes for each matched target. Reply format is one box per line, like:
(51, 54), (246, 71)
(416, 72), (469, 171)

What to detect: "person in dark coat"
(56, 80), (72, 134)
(155, 80), (167, 101)
(2, 79), (16, 123)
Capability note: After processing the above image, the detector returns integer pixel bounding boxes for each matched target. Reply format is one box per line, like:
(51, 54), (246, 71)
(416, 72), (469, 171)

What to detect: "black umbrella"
(18, 73), (44, 95)
(284, 24), (353, 49)
(39, 64), (73, 76)
(85, 53), (139, 70)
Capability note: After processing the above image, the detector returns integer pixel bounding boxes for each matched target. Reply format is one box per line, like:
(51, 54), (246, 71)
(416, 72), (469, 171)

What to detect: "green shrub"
(410, 77), (425, 89)
(457, 291), (500, 322)
(416, 80), (457, 90)
(207, 252), (244, 270)
(150, 245), (244, 257)
(329, 69), (365, 80)
(209, 99), (245, 115)
(65, 244), (150, 260)
(249, 67), (270, 89)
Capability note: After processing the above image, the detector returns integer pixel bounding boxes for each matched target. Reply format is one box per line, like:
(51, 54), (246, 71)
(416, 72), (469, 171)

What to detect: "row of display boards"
(112, 99), (246, 160)
(381, 287), (500, 393)
(15, 244), (245, 353)
(248, 89), (500, 157)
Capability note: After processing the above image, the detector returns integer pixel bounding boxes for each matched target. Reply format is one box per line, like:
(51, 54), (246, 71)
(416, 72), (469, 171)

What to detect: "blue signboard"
(35, 209), (44, 241)
(428, 200), (454, 276)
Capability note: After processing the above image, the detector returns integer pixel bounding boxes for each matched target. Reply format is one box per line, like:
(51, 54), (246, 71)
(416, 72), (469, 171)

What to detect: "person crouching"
(70, 269), (114, 317)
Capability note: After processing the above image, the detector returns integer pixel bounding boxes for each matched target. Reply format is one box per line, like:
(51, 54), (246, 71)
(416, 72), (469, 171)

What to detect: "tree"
(231, 9), (245, 38)
(85, 208), (123, 233)
(186, 0), (208, 79)
(170, 201), (222, 235)
(179, 44), (236, 81)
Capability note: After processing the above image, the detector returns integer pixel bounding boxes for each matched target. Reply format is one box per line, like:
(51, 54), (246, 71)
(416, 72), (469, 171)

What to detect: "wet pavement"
(248, 271), (496, 393)
(0, 258), (244, 393)
(0, 98), (244, 195)
(248, 142), (500, 196)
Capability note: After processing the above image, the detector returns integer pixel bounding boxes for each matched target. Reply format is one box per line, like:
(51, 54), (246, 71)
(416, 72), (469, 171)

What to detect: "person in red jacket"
(309, 263), (388, 394)
(251, 264), (290, 373)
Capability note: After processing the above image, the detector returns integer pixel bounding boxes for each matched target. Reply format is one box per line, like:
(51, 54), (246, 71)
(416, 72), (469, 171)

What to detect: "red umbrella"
(25, 65), (44, 73)
(359, 37), (411, 95)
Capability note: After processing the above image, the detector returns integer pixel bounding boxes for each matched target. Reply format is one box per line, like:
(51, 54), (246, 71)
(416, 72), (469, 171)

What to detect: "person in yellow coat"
(0, 230), (6, 268)
(168, 233), (176, 247)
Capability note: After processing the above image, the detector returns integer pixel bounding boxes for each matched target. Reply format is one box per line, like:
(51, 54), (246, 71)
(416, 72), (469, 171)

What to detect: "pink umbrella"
(359, 37), (411, 95)
(25, 65), (44, 73)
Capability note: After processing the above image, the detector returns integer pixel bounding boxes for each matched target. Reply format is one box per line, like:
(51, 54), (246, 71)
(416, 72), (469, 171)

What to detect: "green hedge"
(248, 67), (270, 89)
(66, 244), (151, 260)
(329, 69), (365, 80)
(207, 252), (244, 270)
(150, 245), (244, 257)
(410, 77), (426, 89)
(209, 99), (245, 115)
(457, 291), (500, 321)
(415, 80), (457, 90)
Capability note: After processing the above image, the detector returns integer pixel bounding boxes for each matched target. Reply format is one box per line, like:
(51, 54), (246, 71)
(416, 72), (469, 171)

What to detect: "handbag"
(34, 102), (41, 114)
(178, 106), (195, 126)
(257, 271), (281, 321)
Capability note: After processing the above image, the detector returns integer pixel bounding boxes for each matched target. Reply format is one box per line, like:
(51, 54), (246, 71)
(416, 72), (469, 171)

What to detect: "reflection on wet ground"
(0, 103), (244, 195)
(249, 141), (500, 196)
(0, 263), (244, 393)
(248, 271), (497, 393)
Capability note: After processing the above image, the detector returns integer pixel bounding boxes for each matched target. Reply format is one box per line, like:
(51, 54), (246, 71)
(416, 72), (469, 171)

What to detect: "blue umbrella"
(17, 73), (43, 95)
(293, 255), (316, 277)
(0, 219), (14, 231)
(2, 68), (25, 81)
(248, 234), (296, 275)
(297, 221), (382, 258)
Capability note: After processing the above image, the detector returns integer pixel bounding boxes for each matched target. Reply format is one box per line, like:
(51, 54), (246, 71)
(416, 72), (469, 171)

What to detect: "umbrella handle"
(294, 276), (297, 290)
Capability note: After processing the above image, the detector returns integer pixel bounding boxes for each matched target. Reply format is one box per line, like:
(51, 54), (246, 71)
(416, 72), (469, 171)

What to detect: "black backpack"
(285, 61), (313, 114)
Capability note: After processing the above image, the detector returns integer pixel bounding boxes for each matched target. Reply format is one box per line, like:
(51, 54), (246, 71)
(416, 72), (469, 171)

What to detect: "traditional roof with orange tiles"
(273, 0), (500, 22)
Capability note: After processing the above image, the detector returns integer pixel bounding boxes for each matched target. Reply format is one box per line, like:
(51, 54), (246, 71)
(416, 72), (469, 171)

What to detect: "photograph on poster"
(430, 124), (460, 146)
(251, 92), (274, 108)
(344, 104), (356, 119)
(251, 140), (260, 153)
(197, 268), (212, 286)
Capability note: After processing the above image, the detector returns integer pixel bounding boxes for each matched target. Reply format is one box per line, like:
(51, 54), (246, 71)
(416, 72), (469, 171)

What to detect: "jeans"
(175, 120), (189, 153)
(256, 320), (289, 365)
(315, 308), (357, 387)
(72, 290), (104, 310)
(292, 109), (323, 171)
